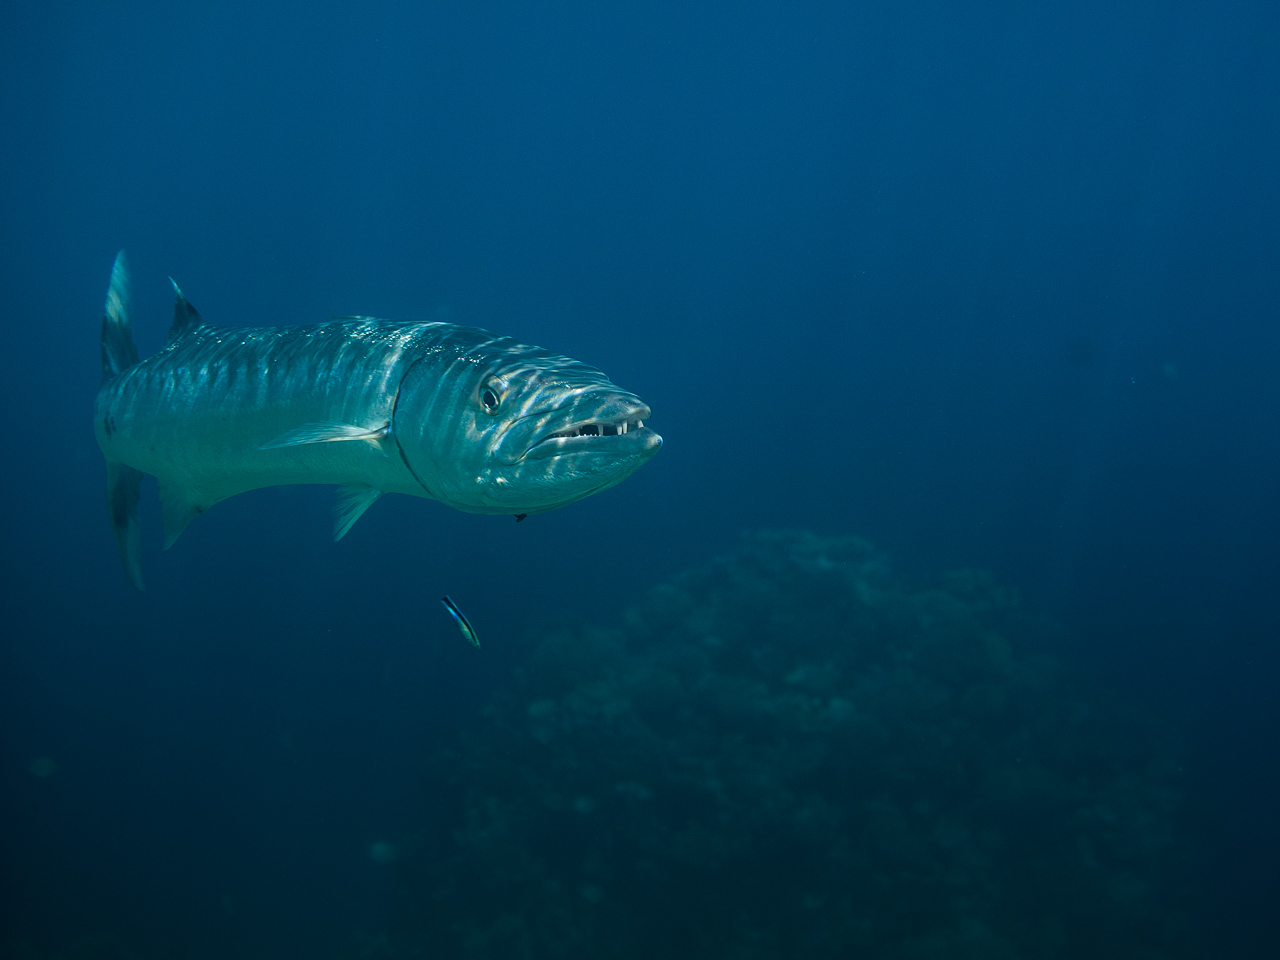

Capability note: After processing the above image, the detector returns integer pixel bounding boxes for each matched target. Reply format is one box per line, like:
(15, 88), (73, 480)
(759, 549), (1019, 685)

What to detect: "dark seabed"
(2, 2), (1278, 958)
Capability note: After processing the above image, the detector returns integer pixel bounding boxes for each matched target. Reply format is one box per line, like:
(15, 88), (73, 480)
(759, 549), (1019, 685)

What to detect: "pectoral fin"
(261, 421), (390, 453)
(334, 485), (382, 541)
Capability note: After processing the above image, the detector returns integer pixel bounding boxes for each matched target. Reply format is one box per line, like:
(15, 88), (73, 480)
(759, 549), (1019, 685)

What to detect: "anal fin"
(334, 485), (382, 541)
(159, 482), (204, 549)
(106, 460), (144, 590)
(262, 421), (390, 454)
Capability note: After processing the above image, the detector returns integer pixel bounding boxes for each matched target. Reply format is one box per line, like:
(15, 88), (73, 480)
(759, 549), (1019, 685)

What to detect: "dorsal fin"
(167, 279), (205, 342)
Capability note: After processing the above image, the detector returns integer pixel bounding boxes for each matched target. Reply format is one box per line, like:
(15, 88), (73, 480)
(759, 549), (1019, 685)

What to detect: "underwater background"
(2, 1), (1278, 957)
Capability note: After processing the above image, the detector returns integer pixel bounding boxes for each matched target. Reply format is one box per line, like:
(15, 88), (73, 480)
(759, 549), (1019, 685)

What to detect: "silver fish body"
(95, 253), (661, 588)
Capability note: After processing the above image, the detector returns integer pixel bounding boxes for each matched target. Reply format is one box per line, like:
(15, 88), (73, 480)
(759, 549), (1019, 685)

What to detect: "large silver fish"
(95, 253), (661, 589)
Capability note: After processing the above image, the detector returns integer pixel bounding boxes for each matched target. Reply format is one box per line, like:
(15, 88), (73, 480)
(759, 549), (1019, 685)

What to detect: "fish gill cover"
(391, 531), (1187, 959)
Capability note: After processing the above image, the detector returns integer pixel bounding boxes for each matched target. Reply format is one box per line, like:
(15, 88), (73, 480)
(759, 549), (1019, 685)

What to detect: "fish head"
(394, 327), (661, 514)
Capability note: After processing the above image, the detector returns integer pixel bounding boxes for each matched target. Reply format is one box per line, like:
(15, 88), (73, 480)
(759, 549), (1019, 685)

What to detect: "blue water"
(2, 1), (1278, 956)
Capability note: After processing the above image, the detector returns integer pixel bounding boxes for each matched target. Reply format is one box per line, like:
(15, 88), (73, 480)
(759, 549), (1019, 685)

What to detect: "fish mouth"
(525, 415), (657, 460)
(493, 388), (658, 465)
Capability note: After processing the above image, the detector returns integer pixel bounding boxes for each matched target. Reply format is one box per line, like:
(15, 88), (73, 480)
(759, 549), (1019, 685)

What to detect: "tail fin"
(107, 459), (145, 590)
(101, 251), (137, 384)
(101, 251), (145, 589)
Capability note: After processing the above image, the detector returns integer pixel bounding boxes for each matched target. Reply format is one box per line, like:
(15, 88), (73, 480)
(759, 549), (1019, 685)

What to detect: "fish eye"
(478, 375), (509, 415)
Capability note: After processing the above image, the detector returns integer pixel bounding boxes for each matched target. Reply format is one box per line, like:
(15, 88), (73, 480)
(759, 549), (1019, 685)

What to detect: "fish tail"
(100, 250), (138, 384)
(106, 459), (145, 590)
(100, 251), (144, 589)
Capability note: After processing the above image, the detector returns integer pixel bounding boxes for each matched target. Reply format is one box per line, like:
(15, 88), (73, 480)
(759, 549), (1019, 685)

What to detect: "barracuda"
(95, 253), (662, 589)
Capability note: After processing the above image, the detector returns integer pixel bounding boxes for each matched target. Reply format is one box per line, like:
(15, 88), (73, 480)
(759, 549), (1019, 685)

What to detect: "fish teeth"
(545, 419), (643, 442)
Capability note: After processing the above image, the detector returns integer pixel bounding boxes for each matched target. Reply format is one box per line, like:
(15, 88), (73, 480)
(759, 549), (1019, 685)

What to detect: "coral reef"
(396, 532), (1188, 959)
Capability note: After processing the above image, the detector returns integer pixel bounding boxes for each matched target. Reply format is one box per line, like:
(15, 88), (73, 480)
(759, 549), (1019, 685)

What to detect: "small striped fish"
(440, 596), (480, 648)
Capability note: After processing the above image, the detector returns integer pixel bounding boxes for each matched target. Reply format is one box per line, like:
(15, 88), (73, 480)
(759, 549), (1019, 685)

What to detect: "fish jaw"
(486, 422), (662, 513)
(466, 388), (661, 512)
(496, 390), (654, 463)
(394, 352), (662, 515)
(415, 411), (661, 516)
(524, 421), (661, 461)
